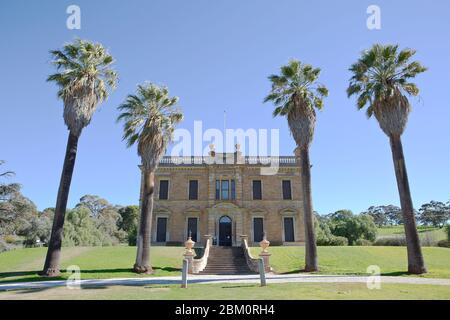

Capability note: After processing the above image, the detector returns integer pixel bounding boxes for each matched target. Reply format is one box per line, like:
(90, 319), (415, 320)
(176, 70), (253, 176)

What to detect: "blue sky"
(0, 0), (449, 214)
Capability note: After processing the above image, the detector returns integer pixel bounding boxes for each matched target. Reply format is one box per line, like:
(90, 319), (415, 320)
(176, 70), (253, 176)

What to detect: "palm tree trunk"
(389, 135), (426, 274)
(41, 132), (79, 276)
(133, 169), (154, 274)
(300, 146), (318, 272)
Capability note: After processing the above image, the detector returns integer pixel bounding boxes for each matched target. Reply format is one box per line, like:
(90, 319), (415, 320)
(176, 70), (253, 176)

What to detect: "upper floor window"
(282, 180), (292, 200)
(159, 180), (169, 200)
(188, 180), (198, 200)
(216, 179), (236, 200)
(252, 180), (262, 200)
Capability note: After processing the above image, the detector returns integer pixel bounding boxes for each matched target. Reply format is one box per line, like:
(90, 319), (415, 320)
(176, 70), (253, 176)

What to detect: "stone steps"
(199, 246), (257, 275)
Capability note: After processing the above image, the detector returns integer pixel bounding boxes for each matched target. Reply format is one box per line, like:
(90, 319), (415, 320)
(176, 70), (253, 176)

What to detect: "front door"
(219, 216), (232, 246)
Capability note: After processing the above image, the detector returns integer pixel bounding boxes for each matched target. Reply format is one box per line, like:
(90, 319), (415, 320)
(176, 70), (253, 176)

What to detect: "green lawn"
(1, 282), (450, 300)
(1, 246), (449, 285)
(0, 246), (184, 284)
(250, 246), (450, 279)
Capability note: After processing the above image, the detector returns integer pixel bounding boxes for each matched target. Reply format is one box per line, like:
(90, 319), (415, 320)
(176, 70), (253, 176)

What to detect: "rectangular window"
(221, 180), (229, 200)
(282, 180), (292, 200)
(156, 217), (167, 242)
(252, 180), (262, 200)
(284, 217), (295, 242)
(231, 179), (236, 200)
(187, 217), (198, 242)
(159, 180), (169, 200)
(215, 179), (235, 200)
(188, 180), (198, 200)
(215, 180), (220, 200)
(253, 217), (264, 242)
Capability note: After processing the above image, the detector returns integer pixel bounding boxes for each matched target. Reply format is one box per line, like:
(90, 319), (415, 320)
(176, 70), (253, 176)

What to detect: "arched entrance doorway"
(219, 215), (232, 246)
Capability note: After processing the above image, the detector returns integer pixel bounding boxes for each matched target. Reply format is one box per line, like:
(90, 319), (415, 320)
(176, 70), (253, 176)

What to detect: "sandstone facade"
(140, 147), (305, 247)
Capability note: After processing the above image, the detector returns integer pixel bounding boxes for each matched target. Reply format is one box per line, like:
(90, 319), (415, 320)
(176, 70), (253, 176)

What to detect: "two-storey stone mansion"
(141, 145), (305, 247)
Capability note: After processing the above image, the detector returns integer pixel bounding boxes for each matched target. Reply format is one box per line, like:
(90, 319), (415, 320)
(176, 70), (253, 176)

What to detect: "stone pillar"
(259, 252), (271, 273)
(183, 252), (194, 274)
(184, 236), (196, 273)
(259, 235), (271, 273)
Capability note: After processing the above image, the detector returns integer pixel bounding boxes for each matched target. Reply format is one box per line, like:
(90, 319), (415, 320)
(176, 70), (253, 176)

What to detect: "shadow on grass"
(0, 266), (182, 285)
(277, 269), (411, 277)
(221, 284), (258, 289)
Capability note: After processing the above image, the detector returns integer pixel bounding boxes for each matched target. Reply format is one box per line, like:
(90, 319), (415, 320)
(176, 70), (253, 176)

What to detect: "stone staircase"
(199, 246), (257, 275)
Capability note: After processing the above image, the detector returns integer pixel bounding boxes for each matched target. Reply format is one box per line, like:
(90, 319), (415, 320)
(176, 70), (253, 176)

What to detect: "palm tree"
(347, 44), (427, 274)
(41, 39), (117, 276)
(264, 60), (328, 272)
(117, 83), (183, 273)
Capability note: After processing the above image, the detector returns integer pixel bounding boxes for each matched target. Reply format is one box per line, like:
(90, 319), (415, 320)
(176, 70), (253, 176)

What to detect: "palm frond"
(117, 83), (183, 170)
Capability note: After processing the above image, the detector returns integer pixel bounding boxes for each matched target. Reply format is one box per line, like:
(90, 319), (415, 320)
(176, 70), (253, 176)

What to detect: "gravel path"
(1, 273), (450, 291)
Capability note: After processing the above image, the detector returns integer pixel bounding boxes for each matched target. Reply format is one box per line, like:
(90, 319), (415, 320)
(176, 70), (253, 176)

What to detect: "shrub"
(0, 238), (9, 252)
(128, 227), (137, 246)
(374, 236), (406, 246)
(327, 211), (377, 245)
(166, 241), (183, 246)
(447, 224), (450, 242)
(327, 236), (349, 246)
(3, 234), (17, 244)
(354, 238), (373, 246)
(420, 232), (439, 247)
(437, 239), (449, 248)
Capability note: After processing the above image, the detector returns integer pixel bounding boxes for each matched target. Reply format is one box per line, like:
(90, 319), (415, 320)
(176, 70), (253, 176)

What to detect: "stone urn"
(185, 236), (195, 254)
(259, 233), (270, 253)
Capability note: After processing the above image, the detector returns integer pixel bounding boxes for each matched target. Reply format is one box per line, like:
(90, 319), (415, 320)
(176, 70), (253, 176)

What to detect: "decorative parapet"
(158, 155), (298, 167)
(184, 235), (212, 274)
(240, 235), (261, 273)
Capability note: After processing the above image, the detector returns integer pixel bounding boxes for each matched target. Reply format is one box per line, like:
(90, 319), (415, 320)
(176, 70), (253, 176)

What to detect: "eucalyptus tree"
(117, 83), (183, 273)
(41, 39), (117, 276)
(347, 44), (427, 274)
(264, 60), (328, 271)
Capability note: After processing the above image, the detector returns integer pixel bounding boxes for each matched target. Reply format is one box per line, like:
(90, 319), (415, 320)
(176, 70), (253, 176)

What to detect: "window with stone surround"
(188, 180), (198, 200)
(159, 180), (169, 200)
(252, 180), (262, 200)
(282, 180), (292, 200)
(215, 179), (236, 200)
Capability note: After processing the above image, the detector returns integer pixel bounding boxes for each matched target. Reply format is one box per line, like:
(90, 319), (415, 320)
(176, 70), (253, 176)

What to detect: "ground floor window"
(284, 217), (295, 242)
(253, 217), (264, 242)
(156, 217), (167, 242)
(187, 217), (198, 242)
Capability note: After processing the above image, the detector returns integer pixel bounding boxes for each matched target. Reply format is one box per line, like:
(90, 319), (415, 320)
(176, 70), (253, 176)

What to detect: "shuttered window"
(187, 217), (198, 242)
(159, 180), (169, 200)
(282, 180), (292, 200)
(188, 180), (198, 200)
(284, 217), (295, 242)
(252, 180), (262, 200)
(156, 217), (167, 242)
(253, 218), (264, 242)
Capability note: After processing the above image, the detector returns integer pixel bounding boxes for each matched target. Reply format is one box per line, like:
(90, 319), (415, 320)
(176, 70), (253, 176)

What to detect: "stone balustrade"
(240, 235), (272, 273)
(183, 235), (212, 274)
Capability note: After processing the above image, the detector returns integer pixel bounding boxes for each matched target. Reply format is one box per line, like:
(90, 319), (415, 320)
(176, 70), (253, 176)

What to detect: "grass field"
(1, 246), (450, 285)
(250, 246), (450, 279)
(376, 226), (447, 241)
(1, 282), (450, 300)
(0, 246), (184, 284)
